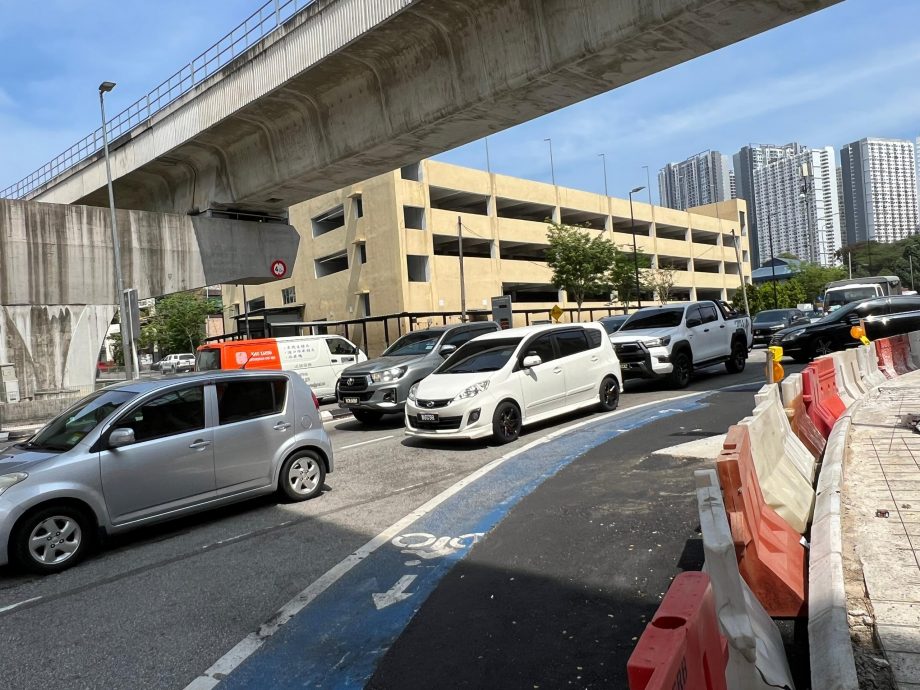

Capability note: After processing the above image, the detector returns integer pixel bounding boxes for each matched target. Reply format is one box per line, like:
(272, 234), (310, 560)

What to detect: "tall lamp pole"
(99, 81), (137, 379)
(629, 186), (645, 309)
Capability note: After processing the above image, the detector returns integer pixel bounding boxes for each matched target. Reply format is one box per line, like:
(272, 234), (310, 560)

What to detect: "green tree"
(610, 248), (653, 308)
(148, 292), (220, 355)
(795, 262), (847, 303)
(544, 222), (618, 314)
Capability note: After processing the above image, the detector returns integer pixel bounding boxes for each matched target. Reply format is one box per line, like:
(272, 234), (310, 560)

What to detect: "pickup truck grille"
(613, 342), (647, 364)
(338, 375), (370, 392)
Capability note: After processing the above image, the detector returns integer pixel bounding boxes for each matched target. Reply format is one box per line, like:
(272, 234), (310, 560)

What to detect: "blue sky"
(1, 0), (918, 203)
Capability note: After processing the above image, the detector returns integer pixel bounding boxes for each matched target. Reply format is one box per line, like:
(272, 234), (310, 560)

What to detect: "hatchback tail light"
(312, 391), (320, 410)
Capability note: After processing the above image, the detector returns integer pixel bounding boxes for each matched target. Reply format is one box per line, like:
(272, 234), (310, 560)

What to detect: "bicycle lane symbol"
(372, 532), (485, 610)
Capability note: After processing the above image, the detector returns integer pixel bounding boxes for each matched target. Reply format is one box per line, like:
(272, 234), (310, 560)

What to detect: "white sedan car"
(405, 323), (622, 443)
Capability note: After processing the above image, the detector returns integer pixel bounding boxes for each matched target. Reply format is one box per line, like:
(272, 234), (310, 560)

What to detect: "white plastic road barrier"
(695, 469), (796, 690)
(740, 399), (816, 534)
(754, 384), (816, 483)
(841, 349), (866, 396)
(909, 330), (920, 369)
(809, 416), (859, 690)
(832, 352), (861, 403)
(864, 342), (887, 387)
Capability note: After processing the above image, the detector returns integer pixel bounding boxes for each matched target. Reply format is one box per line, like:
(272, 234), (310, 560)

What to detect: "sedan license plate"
(343, 397), (359, 404)
(418, 412), (439, 423)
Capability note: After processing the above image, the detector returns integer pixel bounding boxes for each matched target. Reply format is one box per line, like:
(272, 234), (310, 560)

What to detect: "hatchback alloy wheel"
(28, 516), (82, 566)
(492, 401), (522, 444)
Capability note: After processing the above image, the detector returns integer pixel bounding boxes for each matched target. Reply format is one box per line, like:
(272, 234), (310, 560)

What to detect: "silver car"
(0, 370), (333, 574)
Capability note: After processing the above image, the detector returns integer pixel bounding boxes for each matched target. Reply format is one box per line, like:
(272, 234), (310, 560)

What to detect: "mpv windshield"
(24, 389), (136, 452)
(437, 338), (522, 374)
(620, 307), (685, 330)
(382, 331), (443, 357)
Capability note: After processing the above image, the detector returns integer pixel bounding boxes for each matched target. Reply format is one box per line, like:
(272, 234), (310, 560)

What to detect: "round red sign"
(271, 259), (287, 278)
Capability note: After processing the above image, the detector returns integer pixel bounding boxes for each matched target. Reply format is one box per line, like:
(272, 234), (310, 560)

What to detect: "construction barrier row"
(628, 333), (920, 690)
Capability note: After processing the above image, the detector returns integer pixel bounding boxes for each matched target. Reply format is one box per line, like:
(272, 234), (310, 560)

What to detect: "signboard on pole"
(490, 296), (513, 330)
(550, 304), (563, 323)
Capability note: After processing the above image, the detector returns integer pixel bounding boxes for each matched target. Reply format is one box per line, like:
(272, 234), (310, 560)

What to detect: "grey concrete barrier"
(808, 413), (859, 690)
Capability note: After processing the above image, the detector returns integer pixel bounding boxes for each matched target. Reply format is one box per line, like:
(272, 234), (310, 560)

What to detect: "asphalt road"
(0, 351), (792, 689)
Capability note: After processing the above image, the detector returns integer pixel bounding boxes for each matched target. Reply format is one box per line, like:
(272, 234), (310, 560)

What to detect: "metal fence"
(0, 0), (318, 200)
(207, 307), (629, 357)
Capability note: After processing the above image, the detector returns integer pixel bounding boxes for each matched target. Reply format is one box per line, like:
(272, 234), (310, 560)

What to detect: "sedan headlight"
(452, 381), (490, 402)
(0, 472), (28, 496)
(644, 336), (671, 348)
(781, 329), (806, 342)
(371, 366), (407, 383)
(408, 383), (419, 402)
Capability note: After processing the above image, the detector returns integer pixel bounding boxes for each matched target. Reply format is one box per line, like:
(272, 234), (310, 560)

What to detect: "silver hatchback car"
(0, 370), (333, 574)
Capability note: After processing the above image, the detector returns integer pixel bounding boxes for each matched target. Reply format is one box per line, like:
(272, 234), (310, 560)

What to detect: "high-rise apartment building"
(658, 150), (732, 211)
(753, 146), (841, 267)
(733, 143), (805, 268)
(839, 137), (919, 245)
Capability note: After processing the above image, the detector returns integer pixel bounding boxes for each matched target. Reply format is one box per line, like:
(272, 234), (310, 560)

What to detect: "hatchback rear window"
(217, 379), (286, 424)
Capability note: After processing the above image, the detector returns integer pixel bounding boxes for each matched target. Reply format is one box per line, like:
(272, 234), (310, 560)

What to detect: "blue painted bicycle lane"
(217, 394), (711, 689)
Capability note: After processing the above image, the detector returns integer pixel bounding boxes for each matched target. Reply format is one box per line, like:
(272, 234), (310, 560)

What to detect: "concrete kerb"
(808, 410), (860, 690)
(695, 469), (796, 690)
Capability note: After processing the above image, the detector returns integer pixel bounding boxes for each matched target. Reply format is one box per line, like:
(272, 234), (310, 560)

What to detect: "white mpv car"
(405, 323), (622, 443)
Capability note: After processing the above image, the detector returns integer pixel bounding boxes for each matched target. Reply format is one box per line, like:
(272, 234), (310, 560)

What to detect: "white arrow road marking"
(373, 575), (417, 610)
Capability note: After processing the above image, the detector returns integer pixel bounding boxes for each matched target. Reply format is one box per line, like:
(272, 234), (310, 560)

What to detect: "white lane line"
(338, 435), (395, 451)
(183, 390), (703, 690)
(0, 596), (42, 614)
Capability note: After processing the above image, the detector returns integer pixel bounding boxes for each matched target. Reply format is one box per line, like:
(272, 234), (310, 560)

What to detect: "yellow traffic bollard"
(766, 345), (784, 384)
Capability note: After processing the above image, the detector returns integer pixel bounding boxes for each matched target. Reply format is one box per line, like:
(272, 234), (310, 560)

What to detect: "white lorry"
(608, 301), (753, 388)
(822, 275), (901, 313)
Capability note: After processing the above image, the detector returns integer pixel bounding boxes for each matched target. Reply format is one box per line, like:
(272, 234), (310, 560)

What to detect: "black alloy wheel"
(492, 401), (522, 444)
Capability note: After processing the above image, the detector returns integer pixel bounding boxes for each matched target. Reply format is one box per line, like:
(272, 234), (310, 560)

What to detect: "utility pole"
(241, 285), (251, 339)
(848, 250), (852, 279)
(731, 229), (750, 317)
(458, 216), (467, 322)
(99, 81), (137, 379)
(911, 254), (915, 291)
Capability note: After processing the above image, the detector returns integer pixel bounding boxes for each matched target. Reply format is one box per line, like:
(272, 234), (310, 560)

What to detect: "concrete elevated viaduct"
(24, 0), (839, 216)
(0, 199), (298, 424)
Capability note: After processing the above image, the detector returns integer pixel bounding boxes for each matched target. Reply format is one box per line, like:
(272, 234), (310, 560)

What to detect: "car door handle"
(590, 356), (599, 362)
(720, 324), (725, 328)
(189, 440), (212, 450)
(703, 328), (710, 332)
(273, 422), (292, 431)
(330, 358), (339, 363)
(553, 367), (563, 374)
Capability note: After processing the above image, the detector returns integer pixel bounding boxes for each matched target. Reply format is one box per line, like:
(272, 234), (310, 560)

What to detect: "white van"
(197, 335), (367, 400)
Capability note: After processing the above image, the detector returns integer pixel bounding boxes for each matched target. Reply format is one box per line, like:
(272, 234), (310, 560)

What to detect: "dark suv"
(337, 321), (501, 424)
(772, 295), (920, 362)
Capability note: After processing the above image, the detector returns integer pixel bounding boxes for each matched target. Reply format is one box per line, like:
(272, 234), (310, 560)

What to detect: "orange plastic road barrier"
(875, 337), (898, 379)
(716, 425), (807, 617)
(802, 358), (847, 439)
(627, 572), (729, 690)
(782, 375), (826, 458)
(891, 334), (916, 375)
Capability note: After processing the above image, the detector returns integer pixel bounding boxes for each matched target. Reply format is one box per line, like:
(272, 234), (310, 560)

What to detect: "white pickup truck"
(608, 301), (753, 388)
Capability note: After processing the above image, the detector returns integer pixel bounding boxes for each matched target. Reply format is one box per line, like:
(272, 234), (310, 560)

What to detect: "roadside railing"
(0, 0), (318, 200)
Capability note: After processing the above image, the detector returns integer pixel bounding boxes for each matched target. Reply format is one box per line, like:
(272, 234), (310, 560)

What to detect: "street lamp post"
(99, 81), (137, 379)
(629, 186), (645, 309)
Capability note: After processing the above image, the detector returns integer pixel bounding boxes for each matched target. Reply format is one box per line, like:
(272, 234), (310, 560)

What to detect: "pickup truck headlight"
(644, 336), (671, 348)
(371, 366), (407, 383)
(0, 472), (28, 496)
(452, 381), (490, 402)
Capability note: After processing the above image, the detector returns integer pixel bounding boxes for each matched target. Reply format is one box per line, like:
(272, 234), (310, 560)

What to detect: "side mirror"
(439, 344), (457, 356)
(522, 354), (542, 368)
(109, 428), (136, 449)
(686, 318), (702, 328)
